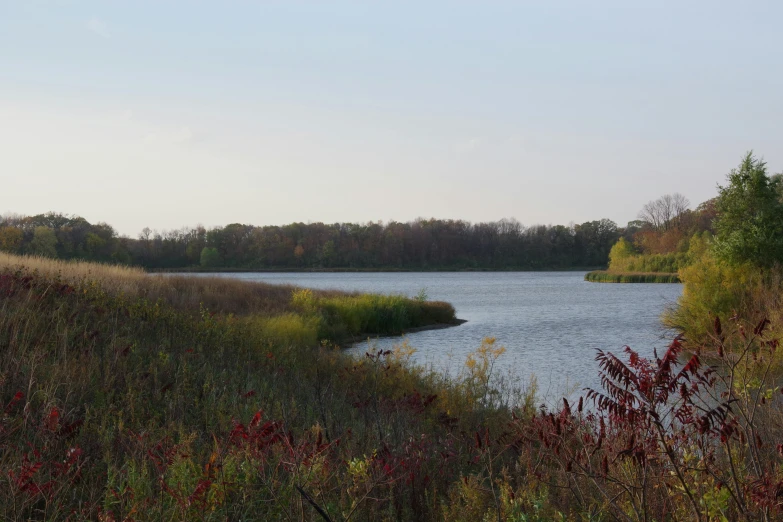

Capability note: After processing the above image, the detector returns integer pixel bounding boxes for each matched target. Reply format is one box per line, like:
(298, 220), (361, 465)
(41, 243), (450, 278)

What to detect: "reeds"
(0, 252), (455, 325)
(584, 270), (680, 283)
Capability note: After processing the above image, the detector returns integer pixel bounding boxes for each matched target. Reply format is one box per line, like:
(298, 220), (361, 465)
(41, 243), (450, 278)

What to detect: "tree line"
(0, 214), (626, 270)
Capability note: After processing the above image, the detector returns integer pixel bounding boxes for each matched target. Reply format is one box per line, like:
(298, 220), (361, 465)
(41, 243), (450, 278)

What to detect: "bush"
(663, 251), (771, 340)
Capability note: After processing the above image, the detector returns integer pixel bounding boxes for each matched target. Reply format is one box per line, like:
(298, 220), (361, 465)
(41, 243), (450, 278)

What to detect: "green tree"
(608, 237), (636, 267)
(199, 247), (222, 268)
(28, 226), (58, 258)
(320, 240), (335, 267)
(713, 152), (783, 267)
(0, 227), (23, 252)
(84, 232), (107, 260)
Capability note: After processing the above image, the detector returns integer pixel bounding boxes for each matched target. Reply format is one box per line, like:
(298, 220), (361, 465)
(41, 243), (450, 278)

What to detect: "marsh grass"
(585, 270), (681, 283)
(0, 253), (455, 331)
(0, 264), (530, 521)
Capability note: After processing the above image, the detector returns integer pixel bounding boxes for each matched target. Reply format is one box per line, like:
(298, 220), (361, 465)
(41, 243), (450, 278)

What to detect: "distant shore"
(150, 266), (605, 274)
(342, 318), (468, 347)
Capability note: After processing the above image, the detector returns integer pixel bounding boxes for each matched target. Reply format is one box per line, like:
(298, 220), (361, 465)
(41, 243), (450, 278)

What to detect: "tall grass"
(292, 289), (458, 341)
(0, 265), (524, 520)
(0, 253), (455, 334)
(585, 270), (680, 283)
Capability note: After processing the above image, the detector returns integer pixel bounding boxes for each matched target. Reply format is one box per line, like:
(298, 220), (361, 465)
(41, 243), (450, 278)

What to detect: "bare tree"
(638, 193), (690, 231)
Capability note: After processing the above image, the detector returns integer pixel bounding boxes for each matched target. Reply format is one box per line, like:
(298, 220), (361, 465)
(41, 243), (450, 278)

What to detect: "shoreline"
(341, 318), (468, 347)
(152, 267), (604, 274)
(584, 270), (681, 283)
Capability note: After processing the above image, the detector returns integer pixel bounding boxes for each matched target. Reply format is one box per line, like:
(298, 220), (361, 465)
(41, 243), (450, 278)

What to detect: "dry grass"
(0, 253), (458, 325)
(0, 251), (147, 292)
(0, 252), (357, 316)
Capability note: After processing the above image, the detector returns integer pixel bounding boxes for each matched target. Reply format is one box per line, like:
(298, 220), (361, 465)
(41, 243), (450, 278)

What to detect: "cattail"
(577, 396), (584, 413)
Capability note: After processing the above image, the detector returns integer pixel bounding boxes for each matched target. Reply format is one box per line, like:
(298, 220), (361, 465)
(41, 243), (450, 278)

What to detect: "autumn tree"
(638, 193), (690, 231)
(0, 227), (23, 252)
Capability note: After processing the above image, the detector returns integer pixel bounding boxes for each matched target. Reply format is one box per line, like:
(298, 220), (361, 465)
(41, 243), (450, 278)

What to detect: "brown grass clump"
(0, 251), (147, 292)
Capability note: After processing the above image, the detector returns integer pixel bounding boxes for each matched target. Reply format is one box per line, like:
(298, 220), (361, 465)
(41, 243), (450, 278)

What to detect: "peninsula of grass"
(584, 270), (681, 283)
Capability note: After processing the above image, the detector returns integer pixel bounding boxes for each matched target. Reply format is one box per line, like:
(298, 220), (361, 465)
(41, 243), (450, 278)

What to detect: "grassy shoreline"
(0, 254), (523, 521)
(584, 270), (681, 283)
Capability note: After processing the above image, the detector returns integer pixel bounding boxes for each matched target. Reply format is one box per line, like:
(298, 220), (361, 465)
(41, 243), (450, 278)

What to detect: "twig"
(295, 485), (332, 522)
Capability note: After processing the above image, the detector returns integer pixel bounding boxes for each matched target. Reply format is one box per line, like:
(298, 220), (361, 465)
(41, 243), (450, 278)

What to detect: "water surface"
(195, 272), (682, 398)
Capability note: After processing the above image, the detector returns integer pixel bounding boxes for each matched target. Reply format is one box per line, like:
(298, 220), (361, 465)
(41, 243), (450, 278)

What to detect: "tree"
(608, 237), (636, 267)
(713, 152), (783, 267)
(0, 227), (23, 252)
(28, 226), (58, 258)
(200, 247), (222, 268)
(638, 193), (690, 231)
(772, 172), (783, 202)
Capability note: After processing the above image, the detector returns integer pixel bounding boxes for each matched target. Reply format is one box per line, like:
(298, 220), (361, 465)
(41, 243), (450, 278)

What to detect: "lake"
(189, 272), (682, 399)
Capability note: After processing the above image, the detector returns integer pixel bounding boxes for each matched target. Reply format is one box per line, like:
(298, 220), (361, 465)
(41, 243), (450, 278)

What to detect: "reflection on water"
(188, 272), (682, 399)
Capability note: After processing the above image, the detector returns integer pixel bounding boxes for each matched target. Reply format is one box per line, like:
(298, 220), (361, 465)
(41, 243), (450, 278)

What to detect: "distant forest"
(0, 207), (712, 270)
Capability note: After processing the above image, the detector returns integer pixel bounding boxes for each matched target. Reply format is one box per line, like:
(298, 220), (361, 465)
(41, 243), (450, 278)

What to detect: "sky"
(1, 1), (782, 237)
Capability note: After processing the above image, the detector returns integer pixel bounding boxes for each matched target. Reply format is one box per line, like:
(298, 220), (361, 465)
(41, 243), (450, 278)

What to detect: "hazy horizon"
(3, 1), (782, 236)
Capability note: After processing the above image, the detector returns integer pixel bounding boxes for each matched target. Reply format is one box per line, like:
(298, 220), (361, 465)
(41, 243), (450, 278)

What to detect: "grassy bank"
(585, 270), (681, 283)
(0, 252), (459, 343)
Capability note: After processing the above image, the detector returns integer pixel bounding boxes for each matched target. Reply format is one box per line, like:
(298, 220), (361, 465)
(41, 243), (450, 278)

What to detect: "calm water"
(191, 272), (682, 398)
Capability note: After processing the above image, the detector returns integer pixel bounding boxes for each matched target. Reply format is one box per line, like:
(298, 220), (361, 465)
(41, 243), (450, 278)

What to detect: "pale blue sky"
(2, 1), (781, 235)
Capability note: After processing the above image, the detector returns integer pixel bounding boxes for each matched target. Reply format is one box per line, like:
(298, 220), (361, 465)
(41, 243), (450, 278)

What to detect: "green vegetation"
(606, 238), (687, 273)
(587, 192), (715, 283)
(0, 214), (622, 270)
(584, 270), (680, 283)
(664, 153), (783, 340)
(712, 152), (783, 267)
